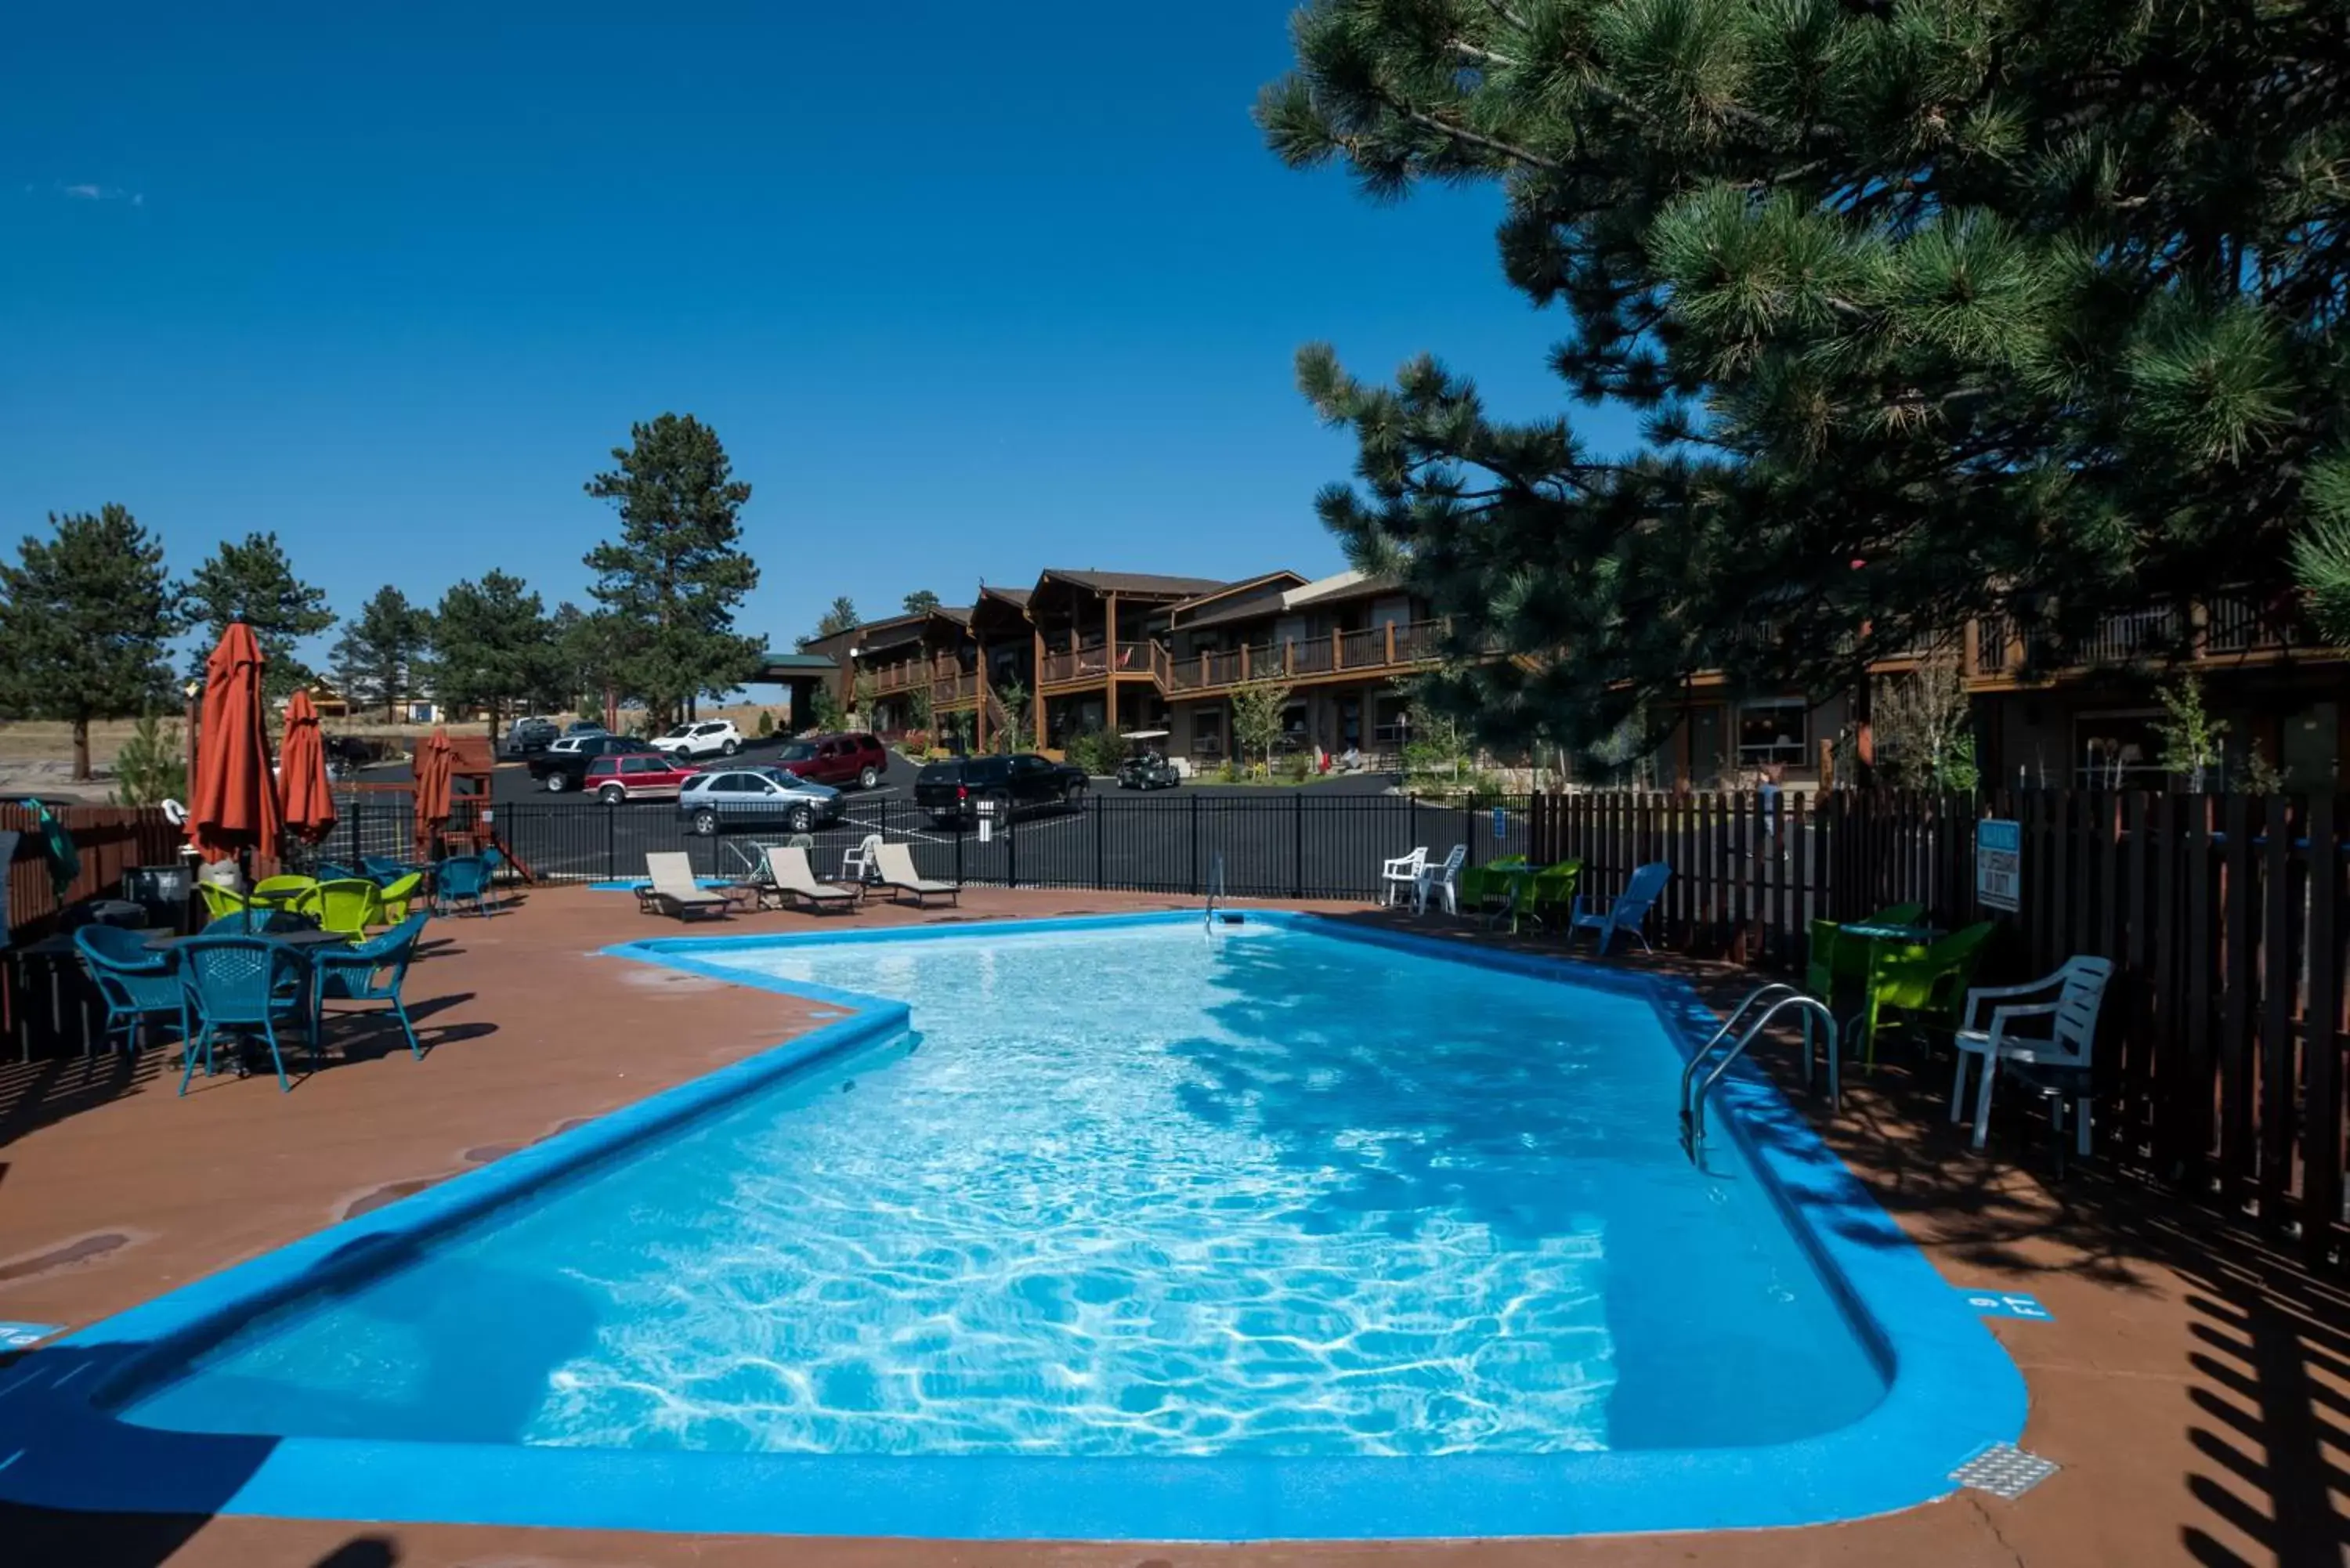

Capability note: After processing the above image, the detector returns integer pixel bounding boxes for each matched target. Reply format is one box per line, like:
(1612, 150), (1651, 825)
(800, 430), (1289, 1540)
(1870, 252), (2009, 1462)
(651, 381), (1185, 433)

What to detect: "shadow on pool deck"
(0, 887), (2342, 1565)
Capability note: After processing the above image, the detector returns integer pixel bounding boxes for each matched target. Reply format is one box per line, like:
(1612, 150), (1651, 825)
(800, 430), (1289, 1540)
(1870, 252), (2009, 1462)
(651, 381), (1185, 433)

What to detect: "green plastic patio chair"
(1828, 901), (1929, 985)
(1528, 859), (1583, 926)
(196, 882), (256, 925)
(1456, 856), (1527, 919)
(1854, 919), (1998, 1064)
(376, 870), (427, 923)
(298, 877), (383, 938)
(251, 875), (317, 909)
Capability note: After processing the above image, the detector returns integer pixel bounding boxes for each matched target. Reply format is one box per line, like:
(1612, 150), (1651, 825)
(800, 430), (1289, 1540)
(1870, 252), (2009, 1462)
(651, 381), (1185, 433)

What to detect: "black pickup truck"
(526, 733), (660, 793)
(915, 752), (1088, 827)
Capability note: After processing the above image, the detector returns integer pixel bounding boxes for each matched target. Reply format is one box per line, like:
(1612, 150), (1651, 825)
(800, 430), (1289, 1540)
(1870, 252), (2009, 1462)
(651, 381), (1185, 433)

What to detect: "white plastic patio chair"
(1567, 862), (1671, 955)
(1379, 847), (1427, 907)
(1950, 956), (2114, 1153)
(838, 833), (884, 885)
(1415, 844), (1466, 916)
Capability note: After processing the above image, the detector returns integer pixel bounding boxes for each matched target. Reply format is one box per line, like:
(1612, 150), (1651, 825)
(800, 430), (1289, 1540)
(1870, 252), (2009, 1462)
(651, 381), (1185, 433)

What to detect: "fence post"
(1007, 803), (1018, 889)
(604, 799), (616, 882)
(955, 813), (964, 887)
(1292, 793), (1304, 900)
(1189, 793), (1199, 897)
(1096, 794), (1105, 890)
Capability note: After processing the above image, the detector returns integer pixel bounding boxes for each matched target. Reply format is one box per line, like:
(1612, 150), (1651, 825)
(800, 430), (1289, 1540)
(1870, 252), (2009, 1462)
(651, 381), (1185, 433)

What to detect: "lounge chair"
(74, 925), (188, 1060)
(1951, 956), (2114, 1158)
(1566, 862), (1671, 956)
(873, 841), (960, 907)
(1379, 847), (1426, 907)
(638, 851), (734, 921)
(764, 845), (863, 914)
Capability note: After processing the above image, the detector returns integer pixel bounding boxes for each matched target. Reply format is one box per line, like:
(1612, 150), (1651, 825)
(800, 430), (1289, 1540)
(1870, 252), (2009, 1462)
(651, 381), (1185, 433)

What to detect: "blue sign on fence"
(0, 1321), (61, 1350)
(1976, 818), (2021, 912)
(1492, 807), (1508, 840)
(1960, 1290), (2052, 1321)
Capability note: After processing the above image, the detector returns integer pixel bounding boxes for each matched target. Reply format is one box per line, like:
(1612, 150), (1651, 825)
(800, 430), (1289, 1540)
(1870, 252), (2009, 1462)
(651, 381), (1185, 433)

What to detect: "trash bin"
(122, 864), (191, 929)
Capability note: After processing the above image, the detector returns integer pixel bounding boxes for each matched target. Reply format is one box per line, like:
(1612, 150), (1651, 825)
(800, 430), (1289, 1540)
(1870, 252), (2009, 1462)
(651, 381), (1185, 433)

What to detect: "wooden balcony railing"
(1160, 620), (1447, 694)
(1038, 641), (1152, 688)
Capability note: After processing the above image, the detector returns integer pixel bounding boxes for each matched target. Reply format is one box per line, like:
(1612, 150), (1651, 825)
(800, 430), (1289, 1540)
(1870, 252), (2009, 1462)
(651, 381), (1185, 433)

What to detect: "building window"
(1737, 700), (1808, 767)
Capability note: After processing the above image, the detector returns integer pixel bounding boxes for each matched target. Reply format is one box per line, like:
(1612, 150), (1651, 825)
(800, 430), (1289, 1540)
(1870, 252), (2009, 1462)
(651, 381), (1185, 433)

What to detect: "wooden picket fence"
(3, 802), (185, 936)
(1529, 788), (2349, 1267)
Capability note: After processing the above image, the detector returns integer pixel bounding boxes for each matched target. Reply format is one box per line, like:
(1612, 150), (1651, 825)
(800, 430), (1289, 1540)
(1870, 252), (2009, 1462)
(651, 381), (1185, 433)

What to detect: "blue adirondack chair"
(312, 914), (432, 1059)
(434, 854), (491, 917)
(177, 935), (314, 1093)
(1567, 862), (1673, 956)
(74, 924), (187, 1060)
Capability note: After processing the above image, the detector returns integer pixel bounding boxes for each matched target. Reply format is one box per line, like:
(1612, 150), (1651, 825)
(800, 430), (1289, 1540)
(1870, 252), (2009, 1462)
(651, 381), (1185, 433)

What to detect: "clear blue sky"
(1, 2), (1639, 670)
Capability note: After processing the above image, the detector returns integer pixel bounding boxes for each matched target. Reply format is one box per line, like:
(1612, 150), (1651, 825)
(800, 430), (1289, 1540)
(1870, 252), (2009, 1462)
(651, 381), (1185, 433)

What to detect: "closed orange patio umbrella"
(413, 726), (454, 861)
(187, 620), (282, 869)
(278, 689), (338, 847)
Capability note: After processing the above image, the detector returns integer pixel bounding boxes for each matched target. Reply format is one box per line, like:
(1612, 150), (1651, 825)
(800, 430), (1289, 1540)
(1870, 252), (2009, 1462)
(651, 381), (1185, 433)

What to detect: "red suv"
(772, 732), (890, 790)
(587, 752), (701, 804)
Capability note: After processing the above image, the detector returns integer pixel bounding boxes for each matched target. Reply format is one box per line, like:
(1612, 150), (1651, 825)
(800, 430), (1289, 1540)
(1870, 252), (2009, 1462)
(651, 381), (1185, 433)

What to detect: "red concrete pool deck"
(1, 887), (2342, 1567)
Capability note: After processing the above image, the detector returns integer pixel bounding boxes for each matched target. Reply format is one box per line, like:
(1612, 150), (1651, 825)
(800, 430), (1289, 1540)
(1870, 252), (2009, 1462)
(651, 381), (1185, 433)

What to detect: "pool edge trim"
(0, 910), (2026, 1543)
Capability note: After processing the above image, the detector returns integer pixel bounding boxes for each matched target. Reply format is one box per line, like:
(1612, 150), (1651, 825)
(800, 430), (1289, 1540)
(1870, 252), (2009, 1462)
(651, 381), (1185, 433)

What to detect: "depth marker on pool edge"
(1958, 1288), (2054, 1321)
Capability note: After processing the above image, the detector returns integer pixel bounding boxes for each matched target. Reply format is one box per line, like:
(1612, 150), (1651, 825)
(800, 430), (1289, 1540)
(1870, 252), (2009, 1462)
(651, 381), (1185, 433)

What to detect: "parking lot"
(334, 744), (1521, 902)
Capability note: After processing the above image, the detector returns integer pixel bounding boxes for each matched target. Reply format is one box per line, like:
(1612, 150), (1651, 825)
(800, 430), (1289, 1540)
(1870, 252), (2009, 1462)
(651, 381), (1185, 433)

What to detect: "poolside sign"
(1976, 818), (2021, 912)
(1492, 806), (1507, 840)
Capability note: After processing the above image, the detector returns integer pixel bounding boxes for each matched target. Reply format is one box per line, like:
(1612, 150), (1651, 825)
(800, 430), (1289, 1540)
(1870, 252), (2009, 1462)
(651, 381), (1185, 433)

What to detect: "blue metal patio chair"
(361, 855), (426, 887)
(434, 854), (491, 916)
(313, 860), (362, 883)
(177, 935), (315, 1094)
(73, 924), (187, 1061)
(204, 908), (316, 934)
(312, 913), (432, 1059)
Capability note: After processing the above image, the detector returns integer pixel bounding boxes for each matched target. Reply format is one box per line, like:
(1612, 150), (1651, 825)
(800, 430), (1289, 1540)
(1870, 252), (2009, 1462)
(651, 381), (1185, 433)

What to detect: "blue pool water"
(123, 920), (1885, 1458)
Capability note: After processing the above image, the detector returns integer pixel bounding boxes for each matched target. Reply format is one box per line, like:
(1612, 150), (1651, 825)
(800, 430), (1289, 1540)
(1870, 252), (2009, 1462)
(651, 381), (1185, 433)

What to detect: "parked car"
(772, 732), (891, 790)
(504, 716), (560, 756)
(658, 719), (743, 760)
(1115, 731), (1181, 790)
(529, 733), (659, 793)
(586, 751), (703, 804)
(915, 753), (1087, 827)
(564, 720), (609, 736)
(677, 768), (844, 836)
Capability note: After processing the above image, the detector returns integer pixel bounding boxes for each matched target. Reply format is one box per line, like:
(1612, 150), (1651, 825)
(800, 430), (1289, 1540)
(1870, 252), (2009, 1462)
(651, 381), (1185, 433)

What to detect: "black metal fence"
(445, 792), (1539, 904)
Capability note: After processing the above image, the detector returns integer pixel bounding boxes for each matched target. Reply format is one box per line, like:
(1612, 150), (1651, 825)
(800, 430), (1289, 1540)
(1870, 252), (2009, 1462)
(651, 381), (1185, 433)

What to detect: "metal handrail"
(1203, 851), (1226, 930)
(1679, 988), (1838, 1164)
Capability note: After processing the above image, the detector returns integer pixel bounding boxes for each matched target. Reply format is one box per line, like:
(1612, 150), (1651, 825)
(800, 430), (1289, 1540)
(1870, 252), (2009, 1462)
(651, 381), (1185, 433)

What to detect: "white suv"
(659, 719), (743, 760)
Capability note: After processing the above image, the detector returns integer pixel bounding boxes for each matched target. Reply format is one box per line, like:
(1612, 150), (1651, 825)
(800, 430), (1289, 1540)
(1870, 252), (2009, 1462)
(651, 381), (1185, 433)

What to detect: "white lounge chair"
(764, 845), (862, 915)
(1567, 862), (1671, 955)
(1416, 844), (1466, 916)
(1951, 956), (2114, 1154)
(1379, 847), (1426, 907)
(874, 841), (960, 907)
(638, 852), (734, 921)
(838, 833), (884, 886)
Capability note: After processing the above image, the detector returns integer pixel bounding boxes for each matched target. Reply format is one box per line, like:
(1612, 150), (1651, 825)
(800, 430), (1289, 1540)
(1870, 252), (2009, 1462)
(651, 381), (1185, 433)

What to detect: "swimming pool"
(0, 912), (2023, 1539)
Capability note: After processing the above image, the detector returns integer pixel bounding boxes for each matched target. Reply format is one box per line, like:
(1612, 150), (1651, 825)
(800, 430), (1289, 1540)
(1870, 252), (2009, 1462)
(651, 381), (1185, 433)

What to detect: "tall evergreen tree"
(183, 531), (335, 703)
(0, 506), (180, 779)
(583, 414), (763, 729)
(902, 588), (941, 616)
(801, 595), (860, 649)
(330, 586), (433, 721)
(1262, 0), (2350, 750)
(429, 572), (561, 745)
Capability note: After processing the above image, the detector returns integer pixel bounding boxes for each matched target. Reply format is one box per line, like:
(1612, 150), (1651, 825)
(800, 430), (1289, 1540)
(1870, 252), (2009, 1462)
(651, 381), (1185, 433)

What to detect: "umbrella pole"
(238, 847), (253, 932)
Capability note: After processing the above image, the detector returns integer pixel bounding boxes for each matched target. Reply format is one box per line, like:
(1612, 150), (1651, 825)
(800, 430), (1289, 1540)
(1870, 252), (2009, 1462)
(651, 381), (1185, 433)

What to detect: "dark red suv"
(586, 752), (702, 804)
(772, 732), (890, 789)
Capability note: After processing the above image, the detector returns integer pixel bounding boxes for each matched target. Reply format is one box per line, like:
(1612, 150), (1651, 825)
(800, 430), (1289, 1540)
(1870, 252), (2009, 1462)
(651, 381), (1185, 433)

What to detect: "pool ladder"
(1203, 851), (1227, 930)
(1679, 985), (1839, 1165)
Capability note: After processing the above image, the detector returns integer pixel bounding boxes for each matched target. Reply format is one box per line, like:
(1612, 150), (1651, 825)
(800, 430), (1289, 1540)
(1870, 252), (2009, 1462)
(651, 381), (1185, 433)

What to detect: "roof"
(1175, 583), (1301, 634)
(1165, 570), (1307, 621)
(977, 584), (1031, 607)
(1281, 569), (1402, 611)
(1036, 569), (1230, 599)
(751, 651), (838, 674)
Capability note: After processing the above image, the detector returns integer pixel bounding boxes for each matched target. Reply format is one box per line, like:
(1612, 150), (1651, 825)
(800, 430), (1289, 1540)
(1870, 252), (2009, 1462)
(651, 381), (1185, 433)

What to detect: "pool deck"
(1, 886), (2342, 1567)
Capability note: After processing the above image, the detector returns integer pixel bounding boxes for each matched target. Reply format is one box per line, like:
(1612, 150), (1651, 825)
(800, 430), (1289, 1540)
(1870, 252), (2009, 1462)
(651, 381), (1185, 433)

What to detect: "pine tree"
(0, 505), (180, 779)
(584, 414), (763, 729)
(331, 586), (433, 721)
(429, 572), (561, 746)
(1262, 1), (2350, 751)
(902, 589), (941, 616)
(183, 532), (335, 703)
(804, 595), (859, 646)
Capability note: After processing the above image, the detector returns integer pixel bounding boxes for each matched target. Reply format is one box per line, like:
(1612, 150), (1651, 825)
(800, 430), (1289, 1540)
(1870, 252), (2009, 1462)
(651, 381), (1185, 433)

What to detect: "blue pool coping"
(0, 911), (2026, 1541)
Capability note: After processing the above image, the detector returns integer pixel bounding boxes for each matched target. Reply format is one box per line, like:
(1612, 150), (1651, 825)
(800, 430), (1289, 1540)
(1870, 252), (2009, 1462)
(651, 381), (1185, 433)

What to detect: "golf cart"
(1115, 730), (1181, 790)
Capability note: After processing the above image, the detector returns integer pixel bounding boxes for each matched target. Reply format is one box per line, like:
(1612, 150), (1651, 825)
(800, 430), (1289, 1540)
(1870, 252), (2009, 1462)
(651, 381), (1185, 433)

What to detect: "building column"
(1032, 621), (1047, 748)
(1104, 591), (1120, 736)
(974, 634), (989, 753)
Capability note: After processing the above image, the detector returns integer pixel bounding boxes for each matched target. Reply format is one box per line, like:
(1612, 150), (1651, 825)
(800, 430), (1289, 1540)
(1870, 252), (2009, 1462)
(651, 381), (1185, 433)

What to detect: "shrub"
(1063, 727), (1123, 777)
(755, 709), (775, 738)
(1283, 750), (1314, 782)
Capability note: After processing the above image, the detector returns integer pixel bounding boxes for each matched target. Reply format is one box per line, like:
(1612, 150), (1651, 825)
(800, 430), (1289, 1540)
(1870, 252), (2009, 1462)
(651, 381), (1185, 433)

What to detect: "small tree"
(1401, 706), (1470, 786)
(902, 589), (941, 616)
(0, 505), (180, 779)
(906, 680), (933, 739)
(851, 672), (877, 728)
(183, 531), (334, 703)
(993, 680), (1029, 753)
(755, 709), (776, 738)
(110, 712), (187, 806)
(1875, 650), (1979, 793)
(807, 683), (845, 735)
(2154, 673), (2228, 793)
(1229, 678), (1294, 777)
